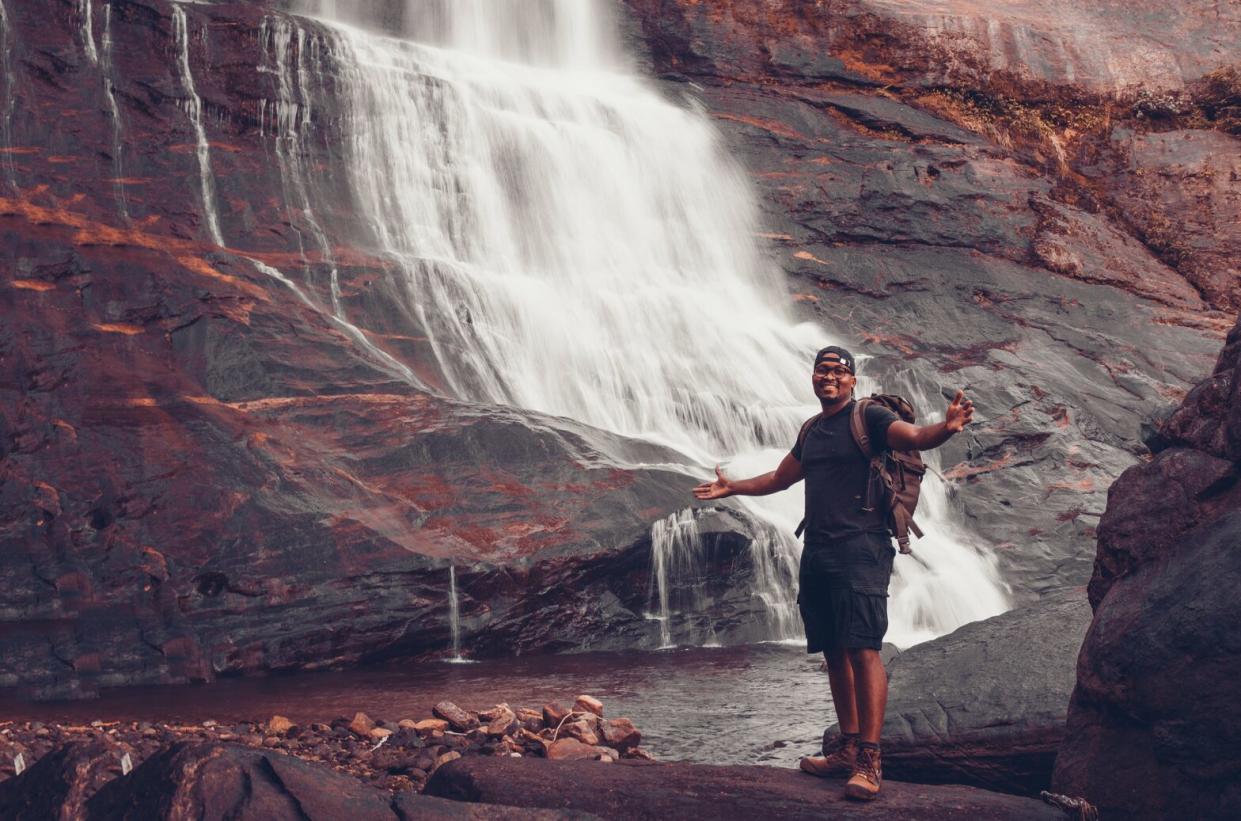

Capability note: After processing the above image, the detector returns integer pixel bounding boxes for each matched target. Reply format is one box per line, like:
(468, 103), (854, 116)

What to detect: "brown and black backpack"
(793, 394), (927, 554)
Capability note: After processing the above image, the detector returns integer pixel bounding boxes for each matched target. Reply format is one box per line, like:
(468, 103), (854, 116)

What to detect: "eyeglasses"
(813, 366), (853, 379)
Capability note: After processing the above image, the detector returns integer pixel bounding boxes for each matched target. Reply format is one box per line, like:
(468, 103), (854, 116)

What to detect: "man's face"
(812, 360), (855, 403)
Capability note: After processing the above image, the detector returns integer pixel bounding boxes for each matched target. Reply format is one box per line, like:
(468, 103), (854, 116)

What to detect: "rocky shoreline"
(0, 696), (651, 798)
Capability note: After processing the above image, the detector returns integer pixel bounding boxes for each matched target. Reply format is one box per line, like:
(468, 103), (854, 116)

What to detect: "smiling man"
(692, 345), (974, 800)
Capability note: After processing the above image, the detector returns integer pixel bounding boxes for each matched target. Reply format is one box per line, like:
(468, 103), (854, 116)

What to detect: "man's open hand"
(945, 390), (975, 433)
(693, 465), (734, 500)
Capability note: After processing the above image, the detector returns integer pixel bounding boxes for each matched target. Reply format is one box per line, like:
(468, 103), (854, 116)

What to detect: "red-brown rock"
(433, 702), (479, 733)
(599, 719), (641, 752)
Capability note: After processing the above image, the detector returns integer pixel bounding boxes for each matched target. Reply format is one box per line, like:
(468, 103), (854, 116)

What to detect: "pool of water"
(3, 644), (838, 767)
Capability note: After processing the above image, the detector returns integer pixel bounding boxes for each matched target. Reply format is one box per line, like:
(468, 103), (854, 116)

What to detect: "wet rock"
(485, 708), (517, 738)
(87, 742), (399, 819)
(427, 756), (1063, 819)
(599, 720), (641, 753)
(829, 590), (1091, 794)
(545, 739), (611, 762)
(416, 719), (450, 735)
(0, 739), (123, 818)
(371, 728), (394, 742)
(350, 712), (377, 738)
(433, 703), (479, 733)
(573, 696), (604, 717)
(561, 721), (600, 747)
(542, 703), (571, 727)
(266, 715), (295, 736)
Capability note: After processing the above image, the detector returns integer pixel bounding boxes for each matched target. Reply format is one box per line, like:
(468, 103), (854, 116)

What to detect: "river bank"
(0, 644), (838, 769)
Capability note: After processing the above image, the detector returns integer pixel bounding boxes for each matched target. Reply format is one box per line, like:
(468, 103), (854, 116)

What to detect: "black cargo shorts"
(796, 531), (895, 653)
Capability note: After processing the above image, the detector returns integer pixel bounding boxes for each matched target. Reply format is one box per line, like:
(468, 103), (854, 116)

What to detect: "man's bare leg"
(846, 647), (887, 743)
(823, 649), (859, 734)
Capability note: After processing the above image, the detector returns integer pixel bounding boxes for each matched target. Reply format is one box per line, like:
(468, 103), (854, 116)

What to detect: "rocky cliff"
(1, 0), (1237, 696)
(1051, 314), (1241, 819)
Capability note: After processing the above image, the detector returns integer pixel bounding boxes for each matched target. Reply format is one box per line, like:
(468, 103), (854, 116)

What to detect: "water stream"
(171, 2), (225, 246)
(281, 1), (1009, 650)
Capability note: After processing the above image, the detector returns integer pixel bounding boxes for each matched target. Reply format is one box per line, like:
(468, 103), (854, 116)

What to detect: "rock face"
(0, 0), (1235, 696)
(426, 756), (1065, 820)
(826, 590), (1090, 794)
(620, 0), (1235, 605)
(1052, 315), (1241, 819)
(0, 741), (579, 820)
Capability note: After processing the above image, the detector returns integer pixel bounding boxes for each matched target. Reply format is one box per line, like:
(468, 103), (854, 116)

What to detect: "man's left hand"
(945, 390), (974, 433)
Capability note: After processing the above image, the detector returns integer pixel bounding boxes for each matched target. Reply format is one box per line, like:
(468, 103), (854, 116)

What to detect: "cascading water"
(78, 0), (98, 65)
(171, 2), (224, 246)
(447, 565), (471, 663)
(275, 1), (1010, 649)
(100, 3), (129, 221)
(0, 0), (17, 189)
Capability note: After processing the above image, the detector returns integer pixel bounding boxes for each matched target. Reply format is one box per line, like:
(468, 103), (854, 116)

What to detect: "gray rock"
(426, 756), (1064, 820)
(826, 589), (1091, 794)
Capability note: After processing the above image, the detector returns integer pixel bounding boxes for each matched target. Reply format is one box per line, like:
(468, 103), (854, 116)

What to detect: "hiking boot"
(799, 733), (858, 778)
(845, 744), (882, 800)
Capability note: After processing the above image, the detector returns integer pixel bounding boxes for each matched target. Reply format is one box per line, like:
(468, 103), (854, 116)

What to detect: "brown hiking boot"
(799, 733), (858, 778)
(845, 744), (882, 800)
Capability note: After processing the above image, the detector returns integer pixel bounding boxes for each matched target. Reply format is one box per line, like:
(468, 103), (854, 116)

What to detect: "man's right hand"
(693, 465), (734, 500)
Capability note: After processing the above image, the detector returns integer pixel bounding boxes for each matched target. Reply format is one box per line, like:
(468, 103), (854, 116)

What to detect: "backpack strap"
(849, 398), (875, 459)
(792, 413), (823, 539)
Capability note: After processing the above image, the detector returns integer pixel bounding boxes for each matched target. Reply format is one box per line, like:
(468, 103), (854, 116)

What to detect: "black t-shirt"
(790, 400), (899, 543)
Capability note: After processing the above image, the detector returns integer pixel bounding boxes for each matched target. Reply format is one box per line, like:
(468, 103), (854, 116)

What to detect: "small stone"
(413, 719), (448, 734)
(203, 720), (217, 728)
(624, 747), (656, 761)
(574, 695), (604, 717)
(432, 750), (461, 771)
(397, 719), (417, 731)
(217, 733), (235, 741)
(34, 728), (50, 739)
(243, 734), (263, 747)
(266, 715), (294, 736)
(432, 701), (478, 732)
(263, 736), (281, 748)
(600, 718), (641, 751)
(369, 727), (393, 742)
(141, 727), (159, 739)
(542, 702), (571, 726)
(485, 707), (517, 737)
(547, 738), (610, 761)
(563, 720), (599, 746)
(348, 712), (375, 737)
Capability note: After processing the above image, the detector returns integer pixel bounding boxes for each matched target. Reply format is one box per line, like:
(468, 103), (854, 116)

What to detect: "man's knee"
(846, 646), (881, 666)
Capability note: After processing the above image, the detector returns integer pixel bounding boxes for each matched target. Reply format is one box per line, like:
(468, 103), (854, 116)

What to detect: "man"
(692, 345), (974, 800)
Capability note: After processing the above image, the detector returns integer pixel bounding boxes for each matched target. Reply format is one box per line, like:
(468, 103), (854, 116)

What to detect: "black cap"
(814, 345), (856, 374)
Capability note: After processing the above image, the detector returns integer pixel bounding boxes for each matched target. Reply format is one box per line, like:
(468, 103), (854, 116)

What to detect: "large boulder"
(426, 756), (1064, 820)
(1052, 315), (1241, 818)
(825, 589), (1090, 794)
(0, 739), (125, 820)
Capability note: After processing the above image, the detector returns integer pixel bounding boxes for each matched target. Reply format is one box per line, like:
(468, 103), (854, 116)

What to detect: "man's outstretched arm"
(885, 389), (975, 452)
(693, 452), (804, 500)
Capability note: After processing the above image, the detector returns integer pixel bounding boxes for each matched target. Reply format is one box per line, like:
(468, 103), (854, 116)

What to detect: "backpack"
(792, 394), (926, 554)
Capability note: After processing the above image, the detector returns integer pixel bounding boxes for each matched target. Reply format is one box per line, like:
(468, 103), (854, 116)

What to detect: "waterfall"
(171, 2), (224, 246)
(447, 565), (467, 663)
(0, 0), (16, 190)
(78, 0), (99, 65)
(100, 3), (128, 220)
(282, 1), (1010, 646)
(647, 509), (706, 649)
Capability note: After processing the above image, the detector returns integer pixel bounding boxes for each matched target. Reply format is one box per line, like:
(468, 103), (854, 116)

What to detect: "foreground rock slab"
(426, 757), (1064, 820)
(52, 742), (585, 821)
(831, 589), (1090, 795)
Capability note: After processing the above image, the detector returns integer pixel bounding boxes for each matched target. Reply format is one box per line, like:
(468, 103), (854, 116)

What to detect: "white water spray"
(0, 0), (17, 189)
(287, 2), (1009, 647)
(79, 0), (98, 65)
(100, 3), (128, 220)
(447, 565), (471, 663)
(171, 2), (224, 246)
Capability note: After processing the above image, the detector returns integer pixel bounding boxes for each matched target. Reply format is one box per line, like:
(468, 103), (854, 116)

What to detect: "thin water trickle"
(0, 0), (18, 190)
(78, 0), (98, 65)
(171, 2), (224, 246)
(100, 3), (129, 220)
(447, 565), (474, 664)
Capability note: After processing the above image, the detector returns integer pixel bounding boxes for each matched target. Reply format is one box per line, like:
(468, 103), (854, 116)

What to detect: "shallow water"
(4, 644), (837, 767)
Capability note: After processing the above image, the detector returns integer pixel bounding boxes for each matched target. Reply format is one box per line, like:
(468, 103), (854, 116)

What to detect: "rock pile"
(0, 696), (651, 798)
